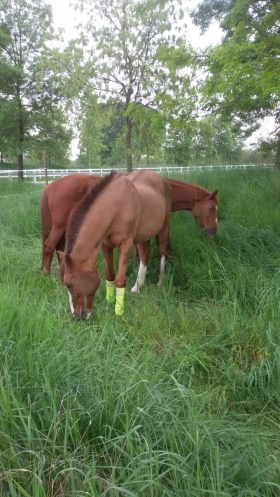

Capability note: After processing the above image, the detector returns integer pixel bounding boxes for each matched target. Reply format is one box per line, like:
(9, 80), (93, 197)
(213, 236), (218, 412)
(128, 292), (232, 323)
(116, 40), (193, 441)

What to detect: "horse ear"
(210, 190), (218, 199)
(57, 251), (65, 264)
(57, 251), (73, 269)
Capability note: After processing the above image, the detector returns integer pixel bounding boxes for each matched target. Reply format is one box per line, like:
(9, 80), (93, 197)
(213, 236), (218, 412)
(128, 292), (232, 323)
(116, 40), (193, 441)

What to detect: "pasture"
(0, 167), (280, 496)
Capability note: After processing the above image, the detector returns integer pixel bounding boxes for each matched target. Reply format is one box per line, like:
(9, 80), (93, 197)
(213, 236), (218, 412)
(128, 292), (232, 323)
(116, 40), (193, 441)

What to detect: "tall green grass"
(0, 169), (280, 496)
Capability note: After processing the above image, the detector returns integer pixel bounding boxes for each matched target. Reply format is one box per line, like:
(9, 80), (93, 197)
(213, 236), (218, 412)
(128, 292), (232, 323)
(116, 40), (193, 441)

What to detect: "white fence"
(0, 163), (273, 183)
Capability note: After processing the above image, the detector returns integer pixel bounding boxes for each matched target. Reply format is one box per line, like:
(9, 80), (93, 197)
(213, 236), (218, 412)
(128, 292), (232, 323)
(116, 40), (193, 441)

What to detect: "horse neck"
(69, 204), (112, 264)
(168, 178), (210, 211)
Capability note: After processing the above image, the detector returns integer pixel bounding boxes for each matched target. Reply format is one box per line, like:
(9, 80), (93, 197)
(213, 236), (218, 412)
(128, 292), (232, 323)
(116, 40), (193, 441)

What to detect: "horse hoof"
(131, 287), (140, 294)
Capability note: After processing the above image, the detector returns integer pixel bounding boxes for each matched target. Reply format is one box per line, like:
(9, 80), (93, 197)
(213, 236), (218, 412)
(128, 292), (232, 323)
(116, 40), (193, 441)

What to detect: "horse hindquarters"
(40, 185), (68, 275)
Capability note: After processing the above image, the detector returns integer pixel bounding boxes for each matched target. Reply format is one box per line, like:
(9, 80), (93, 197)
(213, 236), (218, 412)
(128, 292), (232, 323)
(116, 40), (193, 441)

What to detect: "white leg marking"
(86, 310), (92, 320)
(67, 290), (75, 317)
(157, 256), (166, 288)
(131, 261), (147, 294)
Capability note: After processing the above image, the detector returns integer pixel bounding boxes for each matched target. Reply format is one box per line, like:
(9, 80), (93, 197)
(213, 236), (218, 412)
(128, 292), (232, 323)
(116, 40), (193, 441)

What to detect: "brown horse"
(57, 169), (172, 319)
(40, 172), (218, 275)
(167, 177), (218, 236)
(40, 174), (101, 275)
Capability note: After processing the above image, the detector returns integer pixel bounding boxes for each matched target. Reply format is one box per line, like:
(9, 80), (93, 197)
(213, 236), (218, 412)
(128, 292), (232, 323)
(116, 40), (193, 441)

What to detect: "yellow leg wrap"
(115, 287), (125, 315)
(106, 280), (115, 304)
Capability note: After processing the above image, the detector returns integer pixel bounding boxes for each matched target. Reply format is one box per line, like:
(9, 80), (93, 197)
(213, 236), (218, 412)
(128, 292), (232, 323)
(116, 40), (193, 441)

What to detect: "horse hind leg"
(131, 240), (150, 294)
(42, 244), (54, 275)
(42, 227), (66, 275)
(156, 230), (170, 289)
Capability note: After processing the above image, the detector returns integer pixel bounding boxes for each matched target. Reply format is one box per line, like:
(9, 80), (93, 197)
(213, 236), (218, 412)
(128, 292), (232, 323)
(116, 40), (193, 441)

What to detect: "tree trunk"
(18, 154), (24, 182)
(126, 115), (133, 173)
(17, 98), (25, 182)
(275, 133), (280, 169)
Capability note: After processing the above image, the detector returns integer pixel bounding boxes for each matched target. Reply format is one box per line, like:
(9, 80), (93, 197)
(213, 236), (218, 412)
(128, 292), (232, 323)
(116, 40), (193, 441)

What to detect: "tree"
(76, 93), (107, 167)
(76, 0), (185, 172)
(163, 115), (242, 166)
(0, 0), (70, 179)
(99, 102), (126, 166)
(28, 109), (73, 167)
(191, 0), (280, 168)
(128, 102), (166, 166)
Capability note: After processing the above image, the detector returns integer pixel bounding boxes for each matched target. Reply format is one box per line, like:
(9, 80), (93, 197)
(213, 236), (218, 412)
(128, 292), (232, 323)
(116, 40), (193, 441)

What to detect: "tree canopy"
(191, 0), (280, 167)
(0, 0), (72, 178)
(0, 0), (279, 172)
(75, 0), (187, 172)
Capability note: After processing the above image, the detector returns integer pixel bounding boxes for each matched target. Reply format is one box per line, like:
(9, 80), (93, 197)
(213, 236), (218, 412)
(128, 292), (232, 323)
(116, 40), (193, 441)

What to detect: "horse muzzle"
(204, 227), (217, 237)
(73, 308), (92, 320)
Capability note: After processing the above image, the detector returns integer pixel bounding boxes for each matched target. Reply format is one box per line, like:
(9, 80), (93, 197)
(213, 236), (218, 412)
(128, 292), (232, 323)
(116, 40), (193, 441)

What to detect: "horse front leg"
(114, 239), (134, 315)
(131, 240), (150, 294)
(101, 243), (116, 304)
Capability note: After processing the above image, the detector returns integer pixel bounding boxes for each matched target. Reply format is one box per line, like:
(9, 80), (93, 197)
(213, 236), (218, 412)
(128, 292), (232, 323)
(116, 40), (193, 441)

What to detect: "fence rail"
(0, 163), (273, 183)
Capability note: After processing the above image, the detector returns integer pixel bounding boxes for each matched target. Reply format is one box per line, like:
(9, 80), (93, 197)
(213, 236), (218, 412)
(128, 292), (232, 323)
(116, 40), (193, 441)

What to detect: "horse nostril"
(80, 309), (87, 319)
(73, 311), (83, 320)
(204, 228), (216, 237)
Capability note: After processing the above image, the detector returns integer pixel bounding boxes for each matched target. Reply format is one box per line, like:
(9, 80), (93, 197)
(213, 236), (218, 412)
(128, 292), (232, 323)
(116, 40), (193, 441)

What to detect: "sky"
(49, 0), (223, 49)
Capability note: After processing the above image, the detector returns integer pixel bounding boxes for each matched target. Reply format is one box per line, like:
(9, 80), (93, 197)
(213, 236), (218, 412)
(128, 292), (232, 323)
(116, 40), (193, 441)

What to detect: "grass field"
(0, 167), (280, 496)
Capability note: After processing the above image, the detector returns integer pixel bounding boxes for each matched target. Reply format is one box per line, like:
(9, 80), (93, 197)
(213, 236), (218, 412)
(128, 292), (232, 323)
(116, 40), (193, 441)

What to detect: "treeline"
(0, 0), (279, 178)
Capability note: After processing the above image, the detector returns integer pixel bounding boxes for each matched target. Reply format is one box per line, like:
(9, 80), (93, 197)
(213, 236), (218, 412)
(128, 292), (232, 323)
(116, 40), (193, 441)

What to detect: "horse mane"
(66, 170), (121, 254)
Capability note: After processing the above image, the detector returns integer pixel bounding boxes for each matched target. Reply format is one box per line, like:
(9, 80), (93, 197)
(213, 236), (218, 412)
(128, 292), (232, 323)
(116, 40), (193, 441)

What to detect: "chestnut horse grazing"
(40, 174), (101, 275)
(57, 169), (172, 319)
(40, 172), (218, 275)
(167, 178), (218, 236)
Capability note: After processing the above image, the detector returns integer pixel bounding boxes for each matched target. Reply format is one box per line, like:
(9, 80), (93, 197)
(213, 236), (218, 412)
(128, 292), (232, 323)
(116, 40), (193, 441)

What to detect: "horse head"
(192, 190), (218, 237)
(57, 252), (101, 320)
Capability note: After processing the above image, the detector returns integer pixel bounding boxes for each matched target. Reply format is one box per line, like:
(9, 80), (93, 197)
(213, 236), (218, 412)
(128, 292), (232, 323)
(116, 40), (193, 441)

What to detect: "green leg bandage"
(115, 287), (125, 315)
(106, 280), (115, 304)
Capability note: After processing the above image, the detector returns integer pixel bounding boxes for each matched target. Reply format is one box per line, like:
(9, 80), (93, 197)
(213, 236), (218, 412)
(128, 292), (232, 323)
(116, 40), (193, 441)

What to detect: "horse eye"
(65, 283), (72, 288)
(209, 205), (215, 211)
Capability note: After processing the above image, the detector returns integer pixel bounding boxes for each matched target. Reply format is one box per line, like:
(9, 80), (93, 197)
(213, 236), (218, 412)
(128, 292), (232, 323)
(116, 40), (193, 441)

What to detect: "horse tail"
(40, 185), (52, 247)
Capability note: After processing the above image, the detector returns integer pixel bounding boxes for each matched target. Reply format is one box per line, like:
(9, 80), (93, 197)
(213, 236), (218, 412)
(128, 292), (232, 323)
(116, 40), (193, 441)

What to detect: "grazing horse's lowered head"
(58, 252), (101, 320)
(191, 190), (218, 237)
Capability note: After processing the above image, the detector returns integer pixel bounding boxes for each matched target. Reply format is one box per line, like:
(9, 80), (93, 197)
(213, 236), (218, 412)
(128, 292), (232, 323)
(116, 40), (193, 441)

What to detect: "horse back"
(44, 175), (101, 227)
(129, 169), (172, 212)
(49, 174), (100, 210)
